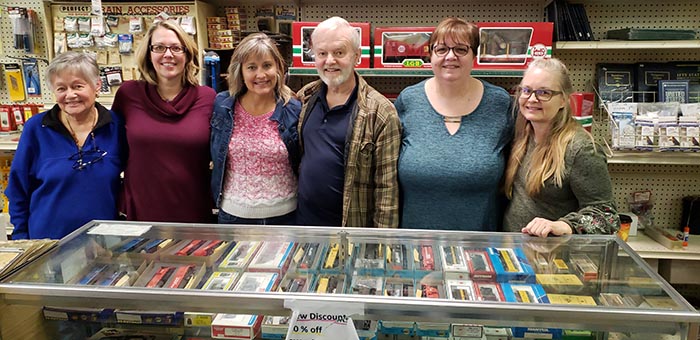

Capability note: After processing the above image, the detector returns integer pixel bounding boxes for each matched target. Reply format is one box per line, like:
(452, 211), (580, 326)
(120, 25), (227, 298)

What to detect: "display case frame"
(0, 220), (699, 338)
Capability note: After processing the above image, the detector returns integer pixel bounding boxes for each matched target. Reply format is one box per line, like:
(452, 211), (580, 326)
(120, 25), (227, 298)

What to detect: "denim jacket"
(210, 91), (301, 207)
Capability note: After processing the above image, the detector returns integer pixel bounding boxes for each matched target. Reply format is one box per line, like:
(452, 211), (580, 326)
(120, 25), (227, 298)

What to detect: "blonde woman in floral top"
(503, 58), (620, 237)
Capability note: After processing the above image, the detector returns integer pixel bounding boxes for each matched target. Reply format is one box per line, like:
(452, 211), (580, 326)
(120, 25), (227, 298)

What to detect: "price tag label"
(284, 300), (364, 340)
(88, 223), (151, 236)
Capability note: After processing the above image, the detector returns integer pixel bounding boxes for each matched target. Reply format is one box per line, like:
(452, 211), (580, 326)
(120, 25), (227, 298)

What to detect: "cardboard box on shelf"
(292, 21), (371, 68)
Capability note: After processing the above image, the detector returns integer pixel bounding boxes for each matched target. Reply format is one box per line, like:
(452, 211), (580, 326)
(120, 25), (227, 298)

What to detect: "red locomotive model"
(374, 27), (435, 68)
(382, 32), (431, 64)
(420, 245), (435, 271)
(421, 284), (440, 298)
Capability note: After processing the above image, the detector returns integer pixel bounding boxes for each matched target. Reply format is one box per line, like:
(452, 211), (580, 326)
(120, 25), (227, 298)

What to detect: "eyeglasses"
(69, 133), (107, 171)
(149, 45), (186, 54)
(432, 44), (471, 57)
(518, 87), (563, 102)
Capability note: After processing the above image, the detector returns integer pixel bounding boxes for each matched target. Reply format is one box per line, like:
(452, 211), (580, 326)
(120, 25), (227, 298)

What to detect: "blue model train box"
(379, 320), (416, 336)
(502, 283), (561, 339)
(487, 247), (535, 283)
(501, 283), (548, 304)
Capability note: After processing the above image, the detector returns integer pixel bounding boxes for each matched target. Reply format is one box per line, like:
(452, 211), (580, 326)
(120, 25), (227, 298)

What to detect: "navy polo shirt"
(297, 82), (358, 226)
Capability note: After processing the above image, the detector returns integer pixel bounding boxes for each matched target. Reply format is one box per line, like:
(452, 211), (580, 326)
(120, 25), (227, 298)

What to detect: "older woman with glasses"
(503, 58), (620, 237)
(112, 21), (216, 223)
(396, 17), (513, 231)
(6, 51), (125, 239)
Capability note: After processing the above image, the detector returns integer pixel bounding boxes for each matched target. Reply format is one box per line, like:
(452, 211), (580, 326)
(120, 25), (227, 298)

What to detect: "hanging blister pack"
(91, 0), (103, 16)
(106, 16), (119, 28)
(78, 17), (91, 33)
(91, 15), (105, 37)
(118, 34), (133, 54)
(129, 17), (144, 33)
(8, 7), (30, 52)
(22, 59), (41, 97)
(54, 33), (67, 54)
(98, 68), (110, 96)
(103, 66), (123, 86)
(64, 17), (78, 32)
(3, 63), (26, 102)
(180, 16), (197, 35)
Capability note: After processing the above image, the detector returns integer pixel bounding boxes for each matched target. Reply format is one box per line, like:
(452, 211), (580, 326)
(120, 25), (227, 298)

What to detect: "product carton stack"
(225, 6), (246, 45)
(206, 7), (246, 50)
(206, 16), (233, 50)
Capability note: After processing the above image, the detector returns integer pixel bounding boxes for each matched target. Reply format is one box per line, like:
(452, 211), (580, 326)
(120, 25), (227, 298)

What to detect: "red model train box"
(373, 27), (435, 69)
(292, 21), (371, 68)
(475, 22), (553, 71)
(570, 92), (595, 131)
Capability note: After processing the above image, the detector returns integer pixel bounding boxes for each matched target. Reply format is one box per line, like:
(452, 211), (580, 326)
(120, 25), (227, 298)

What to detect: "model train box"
(373, 27), (434, 68)
(475, 22), (553, 71)
(570, 92), (594, 132)
(212, 314), (262, 340)
(292, 21), (371, 68)
(487, 247), (536, 283)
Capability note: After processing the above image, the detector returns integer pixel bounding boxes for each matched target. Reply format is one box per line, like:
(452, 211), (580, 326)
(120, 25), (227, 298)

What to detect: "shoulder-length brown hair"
(135, 20), (201, 87)
(429, 17), (479, 56)
(227, 33), (293, 104)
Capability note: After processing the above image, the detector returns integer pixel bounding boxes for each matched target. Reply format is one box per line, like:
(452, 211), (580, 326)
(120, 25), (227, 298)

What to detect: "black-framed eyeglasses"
(149, 45), (186, 54)
(432, 44), (471, 57)
(518, 87), (564, 102)
(69, 133), (107, 171)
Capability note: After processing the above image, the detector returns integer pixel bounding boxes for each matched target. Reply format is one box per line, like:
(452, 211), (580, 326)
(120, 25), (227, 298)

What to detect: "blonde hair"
(227, 33), (293, 104)
(135, 21), (200, 87)
(429, 17), (479, 56)
(504, 58), (592, 198)
(46, 51), (100, 91)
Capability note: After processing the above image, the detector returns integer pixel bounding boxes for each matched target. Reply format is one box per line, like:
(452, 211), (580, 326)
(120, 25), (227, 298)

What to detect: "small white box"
(211, 314), (262, 339)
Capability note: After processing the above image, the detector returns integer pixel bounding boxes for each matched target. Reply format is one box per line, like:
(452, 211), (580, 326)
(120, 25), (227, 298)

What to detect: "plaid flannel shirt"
(297, 73), (401, 228)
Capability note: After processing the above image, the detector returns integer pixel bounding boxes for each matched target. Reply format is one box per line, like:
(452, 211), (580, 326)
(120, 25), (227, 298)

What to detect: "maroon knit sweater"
(113, 80), (216, 223)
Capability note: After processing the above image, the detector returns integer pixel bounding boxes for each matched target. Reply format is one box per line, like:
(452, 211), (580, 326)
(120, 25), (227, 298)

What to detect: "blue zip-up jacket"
(5, 103), (125, 239)
(210, 91), (301, 207)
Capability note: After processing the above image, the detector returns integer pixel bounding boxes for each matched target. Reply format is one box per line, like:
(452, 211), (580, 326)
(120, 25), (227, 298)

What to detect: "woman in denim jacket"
(210, 33), (301, 225)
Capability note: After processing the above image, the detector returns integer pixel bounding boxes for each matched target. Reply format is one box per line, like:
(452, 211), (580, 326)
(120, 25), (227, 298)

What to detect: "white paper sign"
(284, 300), (364, 340)
(87, 223), (151, 236)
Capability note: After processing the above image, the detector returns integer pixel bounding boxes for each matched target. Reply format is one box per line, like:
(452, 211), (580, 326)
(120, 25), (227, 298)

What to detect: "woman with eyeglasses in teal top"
(6, 51), (125, 239)
(503, 58), (620, 237)
(396, 17), (513, 231)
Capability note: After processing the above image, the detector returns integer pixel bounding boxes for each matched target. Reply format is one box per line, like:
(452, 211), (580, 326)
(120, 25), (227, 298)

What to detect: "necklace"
(157, 86), (182, 102)
(442, 116), (464, 123)
(64, 109), (98, 147)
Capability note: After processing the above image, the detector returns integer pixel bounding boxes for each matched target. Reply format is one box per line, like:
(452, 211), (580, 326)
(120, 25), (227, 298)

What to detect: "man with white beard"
(296, 16), (401, 229)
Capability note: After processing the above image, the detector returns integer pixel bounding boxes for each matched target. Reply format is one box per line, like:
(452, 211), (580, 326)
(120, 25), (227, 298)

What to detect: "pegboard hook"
(6, 55), (49, 64)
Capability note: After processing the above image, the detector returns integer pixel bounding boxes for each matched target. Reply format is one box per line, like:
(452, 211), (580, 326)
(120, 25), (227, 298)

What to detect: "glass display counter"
(0, 220), (698, 339)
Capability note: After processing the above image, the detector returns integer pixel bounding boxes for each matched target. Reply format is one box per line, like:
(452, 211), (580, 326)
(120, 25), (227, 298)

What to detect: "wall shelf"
(0, 134), (20, 151)
(555, 40), (700, 50)
(607, 151), (700, 165)
(288, 68), (523, 77)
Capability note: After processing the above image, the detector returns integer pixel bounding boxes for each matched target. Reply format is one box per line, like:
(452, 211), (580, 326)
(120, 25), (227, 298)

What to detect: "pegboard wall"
(585, 0), (700, 40)
(609, 164), (699, 231)
(210, 0), (700, 229)
(299, 2), (544, 25)
(0, 0), (53, 105)
(1, 0), (698, 230)
(0, 1), (215, 105)
(288, 0), (700, 230)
